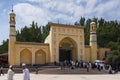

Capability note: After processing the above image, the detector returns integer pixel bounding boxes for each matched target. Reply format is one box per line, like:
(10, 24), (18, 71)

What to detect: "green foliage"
(97, 20), (120, 47)
(75, 17), (120, 47)
(79, 17), (85, 26)
(105, 41), (120, 66)
(0, 39), (8, 54)
(84, 18), (91, 45)
(41, 24), (50, 42)
(106, 43), (120, 65)
(16, 21), (50, 43)
(107, 41), (118, 50)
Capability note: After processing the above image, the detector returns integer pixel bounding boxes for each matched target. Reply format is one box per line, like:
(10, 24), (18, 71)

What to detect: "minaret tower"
(89, 22), (97, 62)
(8, 6), (16, 65)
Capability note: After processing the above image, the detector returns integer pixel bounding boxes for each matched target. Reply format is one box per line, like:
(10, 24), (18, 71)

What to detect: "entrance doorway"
(59, 37), (77, 62)
(59, 49), (72, 61)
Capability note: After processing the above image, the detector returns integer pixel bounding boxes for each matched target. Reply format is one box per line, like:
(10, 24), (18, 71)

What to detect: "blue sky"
(0, 0), (120, 45)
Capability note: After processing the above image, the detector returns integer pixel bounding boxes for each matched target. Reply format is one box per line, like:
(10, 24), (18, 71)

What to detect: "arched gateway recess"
(59, 37), (77, 61)
(35, 50), (46, 64)
(20, 49), (32, 64)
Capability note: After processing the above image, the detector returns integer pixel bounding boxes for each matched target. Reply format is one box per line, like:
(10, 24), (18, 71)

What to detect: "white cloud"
(14, 3), (51, 26)
(14, 0), (120, 27)
(94, 0), (119, 16)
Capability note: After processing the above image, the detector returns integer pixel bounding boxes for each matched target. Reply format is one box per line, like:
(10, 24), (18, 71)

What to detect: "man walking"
(22, 63), (30, 80)
(7, 65), (14, 80)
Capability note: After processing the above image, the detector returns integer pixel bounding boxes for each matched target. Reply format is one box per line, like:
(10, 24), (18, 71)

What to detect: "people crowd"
(0, 60), (119, 80)
(58, 60), (112, 73)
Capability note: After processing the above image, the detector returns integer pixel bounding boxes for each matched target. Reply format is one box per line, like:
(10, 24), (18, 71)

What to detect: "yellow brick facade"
(14, 42), (50, 65)
(8, 10), (110, 65)
(98, 48), (110, 60)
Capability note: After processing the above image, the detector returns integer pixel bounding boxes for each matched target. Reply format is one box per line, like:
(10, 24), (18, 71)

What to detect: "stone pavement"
(0, 73), (120, 80)
(36, 67), (108, 74)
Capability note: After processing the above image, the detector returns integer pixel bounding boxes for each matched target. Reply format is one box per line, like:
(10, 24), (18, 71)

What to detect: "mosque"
(8, 9), (110, 65)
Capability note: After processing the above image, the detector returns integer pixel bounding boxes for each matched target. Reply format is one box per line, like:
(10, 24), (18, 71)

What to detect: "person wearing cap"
(22, 63), (30, 80)
(7, 65), (15, 80)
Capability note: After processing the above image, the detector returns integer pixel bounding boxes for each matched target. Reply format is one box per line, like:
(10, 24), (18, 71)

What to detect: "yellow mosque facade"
(8, 10), (110, 65)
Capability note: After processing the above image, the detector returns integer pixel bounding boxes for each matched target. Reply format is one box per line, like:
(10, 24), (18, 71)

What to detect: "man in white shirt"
(7, 65), (14, 80)
(22, 63), (30, 80)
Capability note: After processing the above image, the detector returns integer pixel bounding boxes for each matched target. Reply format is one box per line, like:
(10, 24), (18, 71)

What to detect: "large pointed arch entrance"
(59, 37), (77, 61)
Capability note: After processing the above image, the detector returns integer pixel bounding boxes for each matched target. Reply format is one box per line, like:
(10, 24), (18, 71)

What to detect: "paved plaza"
(0, 67), (120, 80)
(0, 73), (120, 80)
(0, 68), (120, 80)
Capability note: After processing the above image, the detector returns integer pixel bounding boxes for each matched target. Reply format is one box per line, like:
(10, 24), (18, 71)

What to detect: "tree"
(16, 21), (43, 42)
(79, 17), (85, 26)
(106, 42), (120, 70)
(41, 24), (50, 42)
(0, 39), (8, 54)
(84, 18), (91, 45)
